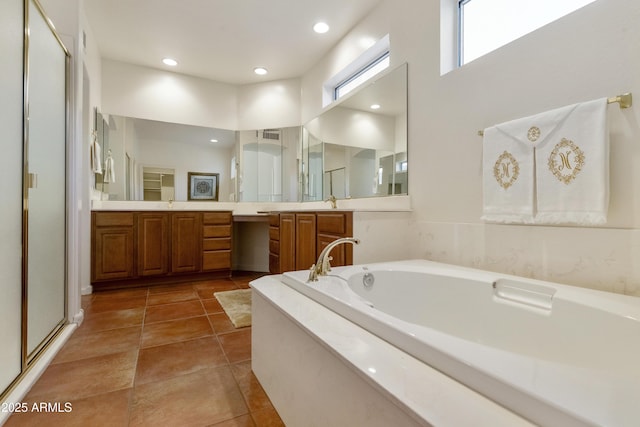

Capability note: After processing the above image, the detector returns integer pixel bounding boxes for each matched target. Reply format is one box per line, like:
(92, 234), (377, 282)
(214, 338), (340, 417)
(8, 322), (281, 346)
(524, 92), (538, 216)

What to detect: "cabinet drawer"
(203, 225), (231, 238)
(202, 212), (232, 225)
(269, 253), (280, 274)
(317, 213), (348, 234)
(94, 212), (134, 227)
(203, 250), (231, 271)
(203, 238), (231, 251)
(269, 239), (279, 254)
(269, 226), (279, 241)
(269, 214), (280, 226)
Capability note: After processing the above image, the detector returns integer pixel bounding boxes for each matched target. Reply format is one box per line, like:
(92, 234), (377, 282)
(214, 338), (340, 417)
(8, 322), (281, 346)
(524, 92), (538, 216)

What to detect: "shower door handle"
(27, 173), (38, 189)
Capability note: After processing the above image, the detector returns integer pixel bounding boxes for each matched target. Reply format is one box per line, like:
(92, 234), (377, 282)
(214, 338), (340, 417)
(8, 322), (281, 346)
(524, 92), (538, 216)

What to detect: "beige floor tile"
(147, 288), (199, 306)
(141, 315), (213, 348)
(144, 300), (205, 324)
(218, 329), (252, 363)
(26, 350), (137, 402)
(75, 307), (144, 335)
(52, 326), (141, 364)
(135, 337), (227, 385)
(129, 367), (248, 427)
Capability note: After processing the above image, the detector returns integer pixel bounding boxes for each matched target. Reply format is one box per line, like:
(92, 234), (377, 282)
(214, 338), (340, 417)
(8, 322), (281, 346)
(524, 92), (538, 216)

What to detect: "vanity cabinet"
(268, 211), (353, 274)
(316, 211), (353, 267)
(91, 210), (232, 290)
(202, 212), (232, 271)
(171, 212), (202, 273)
(93, 212), (136, 281)
(137, 212), (169, 277)
(295, 213), (317, 271)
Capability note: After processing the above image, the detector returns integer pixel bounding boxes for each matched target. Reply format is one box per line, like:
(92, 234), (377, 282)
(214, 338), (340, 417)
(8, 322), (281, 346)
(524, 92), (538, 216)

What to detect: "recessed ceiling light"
(210, 139), (218, 143)
(313, 22), (329, 34)
(370, 104), (381, 110)
(254, 67), (268, 75)
(162, 58), (178, 66)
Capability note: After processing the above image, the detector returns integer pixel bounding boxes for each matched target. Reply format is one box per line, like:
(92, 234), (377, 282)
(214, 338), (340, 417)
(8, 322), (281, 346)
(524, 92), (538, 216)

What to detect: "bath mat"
(214, 289), (252, 328)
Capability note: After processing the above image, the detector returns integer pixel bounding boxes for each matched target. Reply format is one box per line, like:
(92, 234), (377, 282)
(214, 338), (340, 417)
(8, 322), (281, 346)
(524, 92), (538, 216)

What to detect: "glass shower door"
(25, 0), (68, 358)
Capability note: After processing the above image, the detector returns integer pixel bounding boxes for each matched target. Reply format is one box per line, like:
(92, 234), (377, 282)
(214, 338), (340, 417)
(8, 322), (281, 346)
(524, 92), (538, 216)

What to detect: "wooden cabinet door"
(93, 227), (134, 281)
(317, 234), (348, 267)
(316, 211), (353, 267)
(137, 212), (169, 276)
(279, 213), (296, 272)
(171, 212), (202, 273)
(295, 213), (317, 271)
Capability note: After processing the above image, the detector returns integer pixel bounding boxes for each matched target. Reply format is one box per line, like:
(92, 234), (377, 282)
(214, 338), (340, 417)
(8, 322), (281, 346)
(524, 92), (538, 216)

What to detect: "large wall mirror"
(93, 63), (407, 203)
(94, 116), (236, 201)
(94, 116), (300, 202)
(302, 62), (408, 201)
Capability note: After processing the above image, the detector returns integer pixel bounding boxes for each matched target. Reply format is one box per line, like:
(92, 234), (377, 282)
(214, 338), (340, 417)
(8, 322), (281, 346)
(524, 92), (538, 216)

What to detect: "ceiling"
(84, 0), (383, 85)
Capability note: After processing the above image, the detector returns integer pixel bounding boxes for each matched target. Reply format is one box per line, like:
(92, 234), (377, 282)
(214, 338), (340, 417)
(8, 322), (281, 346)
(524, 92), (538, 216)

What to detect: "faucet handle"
(324, 195), (337, 209)
(307, 263), (319, 282)
(321, 255), (333, 274)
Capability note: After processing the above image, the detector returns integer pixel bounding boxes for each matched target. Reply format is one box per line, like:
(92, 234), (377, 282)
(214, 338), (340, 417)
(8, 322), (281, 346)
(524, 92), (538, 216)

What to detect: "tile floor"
(6, 273), (285, 427)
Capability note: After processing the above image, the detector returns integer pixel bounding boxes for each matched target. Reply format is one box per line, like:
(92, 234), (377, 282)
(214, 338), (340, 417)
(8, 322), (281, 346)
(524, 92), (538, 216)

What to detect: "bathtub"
(261, 259), (640, 426)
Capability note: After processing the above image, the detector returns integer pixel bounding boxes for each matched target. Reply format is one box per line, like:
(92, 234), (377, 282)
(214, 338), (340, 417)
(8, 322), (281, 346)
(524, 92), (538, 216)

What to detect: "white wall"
(102, 59), (239, 130)
(302, 0), (640, 296)
(101, 60), (302, 132)
(137, 137), (233, 202)
(237, 79), (301, 130)
(305, 106), (396, 151)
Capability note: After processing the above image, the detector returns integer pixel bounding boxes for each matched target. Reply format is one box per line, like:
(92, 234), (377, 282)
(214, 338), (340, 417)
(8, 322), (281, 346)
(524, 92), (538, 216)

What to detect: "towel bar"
(477, 93), (632, 136)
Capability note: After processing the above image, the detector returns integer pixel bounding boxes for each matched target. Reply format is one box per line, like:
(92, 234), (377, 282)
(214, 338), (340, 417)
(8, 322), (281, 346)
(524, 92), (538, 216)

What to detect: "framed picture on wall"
(188, 172), (219, 201)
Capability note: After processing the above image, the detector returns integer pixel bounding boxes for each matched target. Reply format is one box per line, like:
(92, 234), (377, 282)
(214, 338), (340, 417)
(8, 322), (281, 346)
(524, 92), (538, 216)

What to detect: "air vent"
(262, 129), (280, 140)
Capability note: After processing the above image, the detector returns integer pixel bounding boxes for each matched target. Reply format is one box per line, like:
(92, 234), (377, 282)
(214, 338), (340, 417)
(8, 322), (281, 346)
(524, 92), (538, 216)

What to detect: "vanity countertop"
(91, 196), (412, 214)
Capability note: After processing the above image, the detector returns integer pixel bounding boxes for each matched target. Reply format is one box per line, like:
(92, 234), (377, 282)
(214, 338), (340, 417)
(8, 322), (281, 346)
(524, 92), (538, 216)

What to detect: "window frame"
(457, 0), (471, 66)
(333, 51), (390, 101)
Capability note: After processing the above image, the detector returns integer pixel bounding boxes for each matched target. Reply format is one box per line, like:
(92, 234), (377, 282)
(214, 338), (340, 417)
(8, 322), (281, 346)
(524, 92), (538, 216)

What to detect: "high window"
(458, 0), (597, 65)
(334, 51), (390, 101)
(322, 34), (390, 107)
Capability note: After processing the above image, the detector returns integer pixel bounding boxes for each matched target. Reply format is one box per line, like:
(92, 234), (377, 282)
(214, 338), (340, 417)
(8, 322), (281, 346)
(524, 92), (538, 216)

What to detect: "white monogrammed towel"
(481, 124), (535, 224)
(534, 98), (608, 225)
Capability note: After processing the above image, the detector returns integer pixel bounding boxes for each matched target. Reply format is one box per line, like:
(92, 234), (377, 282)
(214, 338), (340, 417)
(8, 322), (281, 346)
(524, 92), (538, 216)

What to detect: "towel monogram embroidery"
(527, 126), (541, 142)
(493, 151), (520, 189)
(548, 138), (585, 184)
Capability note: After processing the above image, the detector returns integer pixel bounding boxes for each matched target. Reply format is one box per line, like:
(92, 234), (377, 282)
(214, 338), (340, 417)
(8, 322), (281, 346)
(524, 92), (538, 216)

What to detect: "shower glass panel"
(239, 128), (299, 202)
(301, 130), (324, 202)
(0, 0), (25, 391)
(25, 0), (67, 357)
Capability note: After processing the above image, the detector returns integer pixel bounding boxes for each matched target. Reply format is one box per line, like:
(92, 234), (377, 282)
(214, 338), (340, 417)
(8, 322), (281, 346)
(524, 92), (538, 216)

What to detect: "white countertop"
(91, 195), (412, 213)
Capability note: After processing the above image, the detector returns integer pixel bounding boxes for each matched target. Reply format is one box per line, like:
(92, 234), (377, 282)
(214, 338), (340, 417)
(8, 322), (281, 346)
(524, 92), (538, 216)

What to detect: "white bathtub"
(275, 259), (640, 427)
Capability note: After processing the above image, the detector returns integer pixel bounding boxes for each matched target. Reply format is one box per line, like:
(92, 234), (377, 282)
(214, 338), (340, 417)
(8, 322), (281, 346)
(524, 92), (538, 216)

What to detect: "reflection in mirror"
(99, 116), (235, 201)
(302, 62), (408, 201)
(97, 115), (300, 203)
(237, 127), (300, 202)
(300, 128), (323, 201)
(93, 108), (109, 194)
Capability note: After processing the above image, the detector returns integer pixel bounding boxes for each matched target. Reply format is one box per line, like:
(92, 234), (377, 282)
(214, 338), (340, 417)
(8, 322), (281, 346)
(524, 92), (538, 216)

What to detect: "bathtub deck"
(251, 275), (534, 427)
